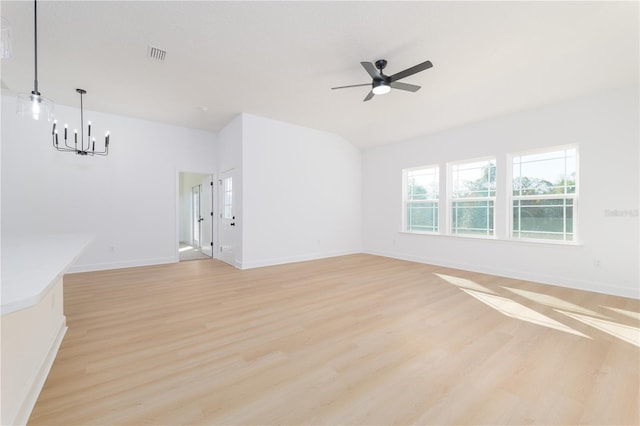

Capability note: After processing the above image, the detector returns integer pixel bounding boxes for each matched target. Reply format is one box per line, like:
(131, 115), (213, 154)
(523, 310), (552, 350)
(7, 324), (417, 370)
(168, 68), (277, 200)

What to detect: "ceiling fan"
(332, 59), (433, 102)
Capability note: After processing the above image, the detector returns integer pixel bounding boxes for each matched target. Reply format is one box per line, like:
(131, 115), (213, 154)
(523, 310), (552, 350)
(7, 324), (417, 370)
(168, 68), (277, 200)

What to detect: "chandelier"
(16, 0), (54, 121)
(52, 89), (110, 156)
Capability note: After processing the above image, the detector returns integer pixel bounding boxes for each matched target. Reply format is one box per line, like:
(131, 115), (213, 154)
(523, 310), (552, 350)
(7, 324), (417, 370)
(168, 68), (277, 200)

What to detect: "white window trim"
(402, 165), (439, 234)
(399, 147), (580, 246)
(448, 156), (497, 238)
(508, 144), (579, 243)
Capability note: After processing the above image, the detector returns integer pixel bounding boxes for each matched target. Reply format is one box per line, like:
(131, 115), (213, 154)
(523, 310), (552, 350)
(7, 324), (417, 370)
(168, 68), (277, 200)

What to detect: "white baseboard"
(12, 318), (68, 426)
(240, 249), (362, 270)
(68, 256), (176, 273)
(364, 249), (640, 300)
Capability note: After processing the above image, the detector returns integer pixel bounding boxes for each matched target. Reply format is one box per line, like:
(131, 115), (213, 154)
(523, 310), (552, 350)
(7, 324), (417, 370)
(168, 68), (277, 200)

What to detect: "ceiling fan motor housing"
(375, 59), (387, 71)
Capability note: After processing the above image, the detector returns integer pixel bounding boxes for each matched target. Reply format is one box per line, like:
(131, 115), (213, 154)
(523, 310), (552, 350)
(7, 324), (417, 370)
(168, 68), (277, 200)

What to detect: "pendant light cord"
(33, 0), (38, 94)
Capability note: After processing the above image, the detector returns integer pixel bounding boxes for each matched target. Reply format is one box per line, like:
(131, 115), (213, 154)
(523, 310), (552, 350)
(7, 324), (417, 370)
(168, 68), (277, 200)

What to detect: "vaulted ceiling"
(1, 1), (637, 148)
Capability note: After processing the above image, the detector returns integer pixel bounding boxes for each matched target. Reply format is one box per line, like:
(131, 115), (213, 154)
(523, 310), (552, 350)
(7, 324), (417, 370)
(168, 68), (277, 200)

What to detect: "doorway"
(178, 172), (213, 261)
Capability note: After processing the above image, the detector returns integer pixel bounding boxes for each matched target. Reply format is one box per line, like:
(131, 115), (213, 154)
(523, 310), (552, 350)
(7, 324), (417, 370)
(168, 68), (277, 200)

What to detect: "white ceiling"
(1, 1), (638, 149)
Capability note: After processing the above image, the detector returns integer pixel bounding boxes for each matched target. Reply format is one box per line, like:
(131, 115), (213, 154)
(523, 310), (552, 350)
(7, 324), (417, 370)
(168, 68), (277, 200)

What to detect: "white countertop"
(1, 234), (94, 315)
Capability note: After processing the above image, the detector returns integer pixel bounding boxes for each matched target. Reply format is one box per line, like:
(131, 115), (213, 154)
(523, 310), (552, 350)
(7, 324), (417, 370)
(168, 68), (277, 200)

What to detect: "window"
(512, 147), (577, 241)
(403, 166), (439, 233)
(450, 158), (496, 236)
(222, 177), (233, 219)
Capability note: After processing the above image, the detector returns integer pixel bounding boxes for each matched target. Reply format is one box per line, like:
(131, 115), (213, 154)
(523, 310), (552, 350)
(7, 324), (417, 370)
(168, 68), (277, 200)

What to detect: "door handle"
(230, 222), (235, 226)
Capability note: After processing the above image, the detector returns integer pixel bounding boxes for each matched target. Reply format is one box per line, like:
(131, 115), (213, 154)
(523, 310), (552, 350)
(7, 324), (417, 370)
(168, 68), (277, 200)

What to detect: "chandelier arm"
(54, 144), (76, 153)
(64, 135), (75, 150)
(92, 141), (108, 155)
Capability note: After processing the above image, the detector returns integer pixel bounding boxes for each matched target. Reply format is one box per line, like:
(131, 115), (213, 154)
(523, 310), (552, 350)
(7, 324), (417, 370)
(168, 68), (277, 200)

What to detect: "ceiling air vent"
(147, 45), (167, 62)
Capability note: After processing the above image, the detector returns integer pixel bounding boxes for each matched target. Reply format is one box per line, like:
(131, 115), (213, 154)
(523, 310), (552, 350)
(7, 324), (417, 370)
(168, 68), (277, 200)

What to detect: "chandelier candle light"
(52, 88), (110, 156)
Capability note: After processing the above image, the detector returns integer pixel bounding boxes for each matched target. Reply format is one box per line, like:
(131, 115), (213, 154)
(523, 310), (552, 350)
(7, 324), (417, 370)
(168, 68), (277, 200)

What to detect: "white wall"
(1, 95), (216, 271)
(240, 113), (363, 268)
(363, 87), (639, 298)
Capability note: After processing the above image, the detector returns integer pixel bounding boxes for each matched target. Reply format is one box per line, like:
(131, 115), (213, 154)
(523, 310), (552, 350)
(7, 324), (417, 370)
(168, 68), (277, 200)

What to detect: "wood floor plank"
(27, 254), (639, 425)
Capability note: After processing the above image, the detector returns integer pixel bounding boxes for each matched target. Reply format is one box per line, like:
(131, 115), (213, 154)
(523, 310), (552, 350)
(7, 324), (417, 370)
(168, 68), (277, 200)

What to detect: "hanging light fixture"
(17, 0), (54, 121)
(1, 17), (12, 59)
(52, 88), (110, 156)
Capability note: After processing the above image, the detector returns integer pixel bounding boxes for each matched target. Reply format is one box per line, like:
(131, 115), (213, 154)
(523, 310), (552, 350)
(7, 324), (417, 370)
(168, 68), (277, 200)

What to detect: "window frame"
(509, 145), (579, 243)
(448, 156), (497, 238)
(402, 164), (440, 234)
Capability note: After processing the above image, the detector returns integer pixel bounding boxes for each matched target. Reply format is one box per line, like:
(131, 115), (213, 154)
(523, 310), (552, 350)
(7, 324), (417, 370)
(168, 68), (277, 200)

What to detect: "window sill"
(398, 231), (583, 247)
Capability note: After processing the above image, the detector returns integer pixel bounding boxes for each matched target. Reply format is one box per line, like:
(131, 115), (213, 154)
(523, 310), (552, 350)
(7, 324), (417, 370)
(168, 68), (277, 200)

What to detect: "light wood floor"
(28, 254), (639, 425)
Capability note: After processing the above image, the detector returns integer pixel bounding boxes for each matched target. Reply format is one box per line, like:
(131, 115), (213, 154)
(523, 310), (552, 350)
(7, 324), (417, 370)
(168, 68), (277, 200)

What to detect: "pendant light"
(16, 0), (54, 121)
(1, 17), (12, 59)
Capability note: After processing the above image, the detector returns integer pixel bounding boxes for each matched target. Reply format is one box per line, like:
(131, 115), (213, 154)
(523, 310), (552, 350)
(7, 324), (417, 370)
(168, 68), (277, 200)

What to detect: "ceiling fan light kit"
(372, 80), (391, 95)
(332, 58), (433, 102)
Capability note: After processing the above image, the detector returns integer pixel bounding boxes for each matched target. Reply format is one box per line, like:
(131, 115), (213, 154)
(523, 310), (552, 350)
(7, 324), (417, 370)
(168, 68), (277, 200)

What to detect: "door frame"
(176, 170), (216, 262)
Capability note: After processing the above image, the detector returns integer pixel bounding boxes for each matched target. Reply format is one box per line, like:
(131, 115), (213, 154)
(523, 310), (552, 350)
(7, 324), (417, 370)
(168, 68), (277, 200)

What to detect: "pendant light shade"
(1, 16), (12, 59)
(17, 0), (54, 121)
(17, 92), (54, 121)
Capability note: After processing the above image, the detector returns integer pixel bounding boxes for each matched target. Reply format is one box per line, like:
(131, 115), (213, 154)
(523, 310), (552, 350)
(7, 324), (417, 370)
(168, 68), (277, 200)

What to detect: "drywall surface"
(363, 87), (639, 298)
(241, 113), (363, 268)
(1, 95), (216, 271)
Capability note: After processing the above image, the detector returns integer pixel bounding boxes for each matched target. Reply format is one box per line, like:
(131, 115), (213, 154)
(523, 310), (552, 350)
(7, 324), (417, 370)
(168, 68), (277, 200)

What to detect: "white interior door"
(192, 185), (201, 249)
(218, 170), (236, 265)
(200, 176), (213, 257)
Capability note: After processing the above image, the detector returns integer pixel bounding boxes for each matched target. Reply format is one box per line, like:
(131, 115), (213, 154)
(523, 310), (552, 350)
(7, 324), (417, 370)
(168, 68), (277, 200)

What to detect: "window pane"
(406, 201), (438, 232)
(407, 168), (439, 200)
(222, 177), (233, 219)
(513, 148), (576, 196)
(452, 160), (496, 198)
(513, 198), (574, 241)
(451, 200), (494, 236)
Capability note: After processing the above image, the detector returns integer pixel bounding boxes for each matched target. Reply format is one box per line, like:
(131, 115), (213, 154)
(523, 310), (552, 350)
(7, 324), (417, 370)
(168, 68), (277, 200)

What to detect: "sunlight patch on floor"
(434, 273), (496, 294)
(503, 287), (607, 318)
(179, 245), (195, 252)
(602, 306), (640, 321)
(556, 310), (640, 347)
(461, 288), (590, 338)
